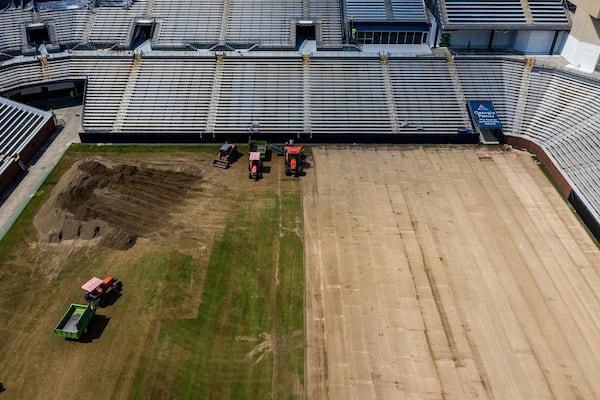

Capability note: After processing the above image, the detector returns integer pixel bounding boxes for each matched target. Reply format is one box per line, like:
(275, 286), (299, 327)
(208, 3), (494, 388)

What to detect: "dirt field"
(303, 146), (600, 399)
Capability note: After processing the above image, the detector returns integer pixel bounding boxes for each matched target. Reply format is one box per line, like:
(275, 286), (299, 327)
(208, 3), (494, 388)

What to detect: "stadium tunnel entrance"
(131, 18), (155, 49)
(26, 23), (50, 46)
(4, 79), (85, 110)
(296, 22), (316, 49)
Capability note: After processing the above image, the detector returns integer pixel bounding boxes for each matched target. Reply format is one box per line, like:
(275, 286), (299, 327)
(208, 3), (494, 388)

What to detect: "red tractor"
(284, 144), (305, 176)
(248, 151), (263, 181)
(81, 276), (123, 307)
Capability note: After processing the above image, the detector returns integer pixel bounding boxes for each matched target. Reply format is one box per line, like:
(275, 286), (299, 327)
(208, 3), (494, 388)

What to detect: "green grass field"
(131, 192), (304, 399)
(0, 146), (304, 399)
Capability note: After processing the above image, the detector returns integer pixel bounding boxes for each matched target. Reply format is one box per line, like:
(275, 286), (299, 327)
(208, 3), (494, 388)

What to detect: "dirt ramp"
(36, 157), (203, 250)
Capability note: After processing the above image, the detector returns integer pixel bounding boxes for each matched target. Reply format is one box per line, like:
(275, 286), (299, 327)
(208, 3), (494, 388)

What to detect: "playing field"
(0, 145), (599, 399)
(0, 146), (304, 399)
(303, 146), (600, 399)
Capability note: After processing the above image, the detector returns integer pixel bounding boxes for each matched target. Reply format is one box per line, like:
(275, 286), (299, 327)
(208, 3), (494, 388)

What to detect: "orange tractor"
(283, 144), (305, 176)
(272, 141), (306, 176)
(213, 142), (238, 169)
(81, 276), (123, 307)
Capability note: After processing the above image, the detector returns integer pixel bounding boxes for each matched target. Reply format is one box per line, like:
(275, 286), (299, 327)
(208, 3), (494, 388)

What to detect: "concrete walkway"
(0, 105), (82, 241)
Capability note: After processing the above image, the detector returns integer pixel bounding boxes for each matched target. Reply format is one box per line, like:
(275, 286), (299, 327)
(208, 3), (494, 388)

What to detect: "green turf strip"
(131, 191), (304, 399)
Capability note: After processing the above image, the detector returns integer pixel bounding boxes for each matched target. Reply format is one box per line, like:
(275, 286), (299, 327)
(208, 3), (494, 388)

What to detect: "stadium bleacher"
(151, 0), (222, 47)
(226, 0), (302, 47)
(0, 96), (55, 193)
(87, 0), (148, 47)
(0, 1), (598, 232)
(116, 58), (214, 133)
(389, 58), (468, 134)
(308, 0), (342, 47)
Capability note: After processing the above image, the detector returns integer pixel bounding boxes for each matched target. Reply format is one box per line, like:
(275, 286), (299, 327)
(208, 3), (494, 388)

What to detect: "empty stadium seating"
(443, 0), (528, 26)
(391, 0), (427, 22)
(454, 56), (524, 135)
(309, 59), (390, 133)
(440, 0), (570, 29)
(345, 0), (388, 22)
(115, 58), (214, 133)
(40, 9), (89, 47)
(389, 58), (467, 134)
(0, 97), (54, 191)
(215, 58), (303, 134)
(226, 0), (302, 47)
(308, 0), (342, 47)
(151, 0), (222, 47)
(529, 0), (571, 25)
(87, 0), (149, 47)
(0, 10), (31, 52)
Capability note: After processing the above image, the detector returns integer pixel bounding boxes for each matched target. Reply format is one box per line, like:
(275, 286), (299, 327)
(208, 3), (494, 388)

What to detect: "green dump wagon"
(54, 303), (96, 339)
(249, 140), (268, 160)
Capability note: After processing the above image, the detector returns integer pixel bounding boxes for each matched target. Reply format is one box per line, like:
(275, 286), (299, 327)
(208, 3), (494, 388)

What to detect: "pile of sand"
(35, 156), (203, 250)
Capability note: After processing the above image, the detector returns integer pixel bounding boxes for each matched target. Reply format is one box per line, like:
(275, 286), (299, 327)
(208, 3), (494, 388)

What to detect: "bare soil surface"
(303, 146), (600, 399)
(35, 157), (204, 250)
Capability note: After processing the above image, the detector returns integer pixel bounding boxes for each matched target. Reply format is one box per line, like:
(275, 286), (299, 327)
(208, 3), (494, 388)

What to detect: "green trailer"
(249, 140), (268, 160)
(53, 303), (96, 339)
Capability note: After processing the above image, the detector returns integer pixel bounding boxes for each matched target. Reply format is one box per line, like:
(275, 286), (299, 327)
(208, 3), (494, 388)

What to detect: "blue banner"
(468, 101), (503, 129)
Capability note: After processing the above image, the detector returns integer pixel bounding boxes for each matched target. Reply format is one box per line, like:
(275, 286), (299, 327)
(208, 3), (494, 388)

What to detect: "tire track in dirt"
(303, 148), (329, 400)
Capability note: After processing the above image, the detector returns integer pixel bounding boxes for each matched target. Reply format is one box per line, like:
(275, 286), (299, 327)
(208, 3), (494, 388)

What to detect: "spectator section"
(0, 96), (55, 193)
(226, 0), (302, 47)
(309, 59), (390, 134)
(215, 58), (303, 134)
(113, 58), (215, 133)
(389, 58), (468, 135)
(151, 0), (222, 47)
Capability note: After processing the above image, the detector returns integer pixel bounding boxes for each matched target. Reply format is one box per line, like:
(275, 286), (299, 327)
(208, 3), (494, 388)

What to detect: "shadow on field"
(77, 315), (110, 343)
(100, 292), (122, 308)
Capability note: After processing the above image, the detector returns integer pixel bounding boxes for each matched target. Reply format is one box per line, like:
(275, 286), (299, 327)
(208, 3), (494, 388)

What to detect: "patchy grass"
(131, 190), (304, 399)
(0, 146), (303, 399)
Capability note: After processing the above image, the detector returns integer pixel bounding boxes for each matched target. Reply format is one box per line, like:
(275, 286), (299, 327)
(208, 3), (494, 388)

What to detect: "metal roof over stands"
(346, 0), (428, 23)
(438, 0), (571, 30)
(0, 96), (53, 180)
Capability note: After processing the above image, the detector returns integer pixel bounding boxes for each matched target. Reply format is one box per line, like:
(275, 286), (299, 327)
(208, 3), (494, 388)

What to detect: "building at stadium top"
(561, 0), (600, 72)
(428, 0), (572, 55)
(427, 0), (599, 72)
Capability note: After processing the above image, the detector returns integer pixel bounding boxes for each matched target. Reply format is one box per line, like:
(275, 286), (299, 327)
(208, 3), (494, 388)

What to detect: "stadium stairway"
(511, 57), (534, 135)
(445, 54), (472, 129)
(112, 54), (142, 132)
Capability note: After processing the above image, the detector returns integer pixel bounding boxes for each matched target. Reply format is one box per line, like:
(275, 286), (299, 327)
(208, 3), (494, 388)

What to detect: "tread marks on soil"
(382, 182), (447, 400)
(41, 158), (204, 250)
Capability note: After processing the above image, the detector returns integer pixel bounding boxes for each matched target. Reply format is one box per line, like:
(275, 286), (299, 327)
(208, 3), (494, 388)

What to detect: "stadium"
(0, 0), (599, 398)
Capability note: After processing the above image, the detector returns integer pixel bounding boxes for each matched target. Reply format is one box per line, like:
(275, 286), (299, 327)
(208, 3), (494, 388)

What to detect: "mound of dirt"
(35, 157), (203, 250)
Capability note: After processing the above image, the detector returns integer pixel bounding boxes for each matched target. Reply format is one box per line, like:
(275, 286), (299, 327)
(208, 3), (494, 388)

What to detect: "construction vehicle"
(53, 303), (96, 339)
(248, 151), (263, 181)
(82, 275), (123, 307)
(283, 144), (305, 176)
(249, 139), (268, 160)
(272, 141), (305, 176)
(213, 142), (237, 168)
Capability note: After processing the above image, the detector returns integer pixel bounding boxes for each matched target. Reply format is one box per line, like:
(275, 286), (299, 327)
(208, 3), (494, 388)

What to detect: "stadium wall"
(505, 135), (600, 243)
(78, 132), (479, 145)
(0, 116), (55, 194)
